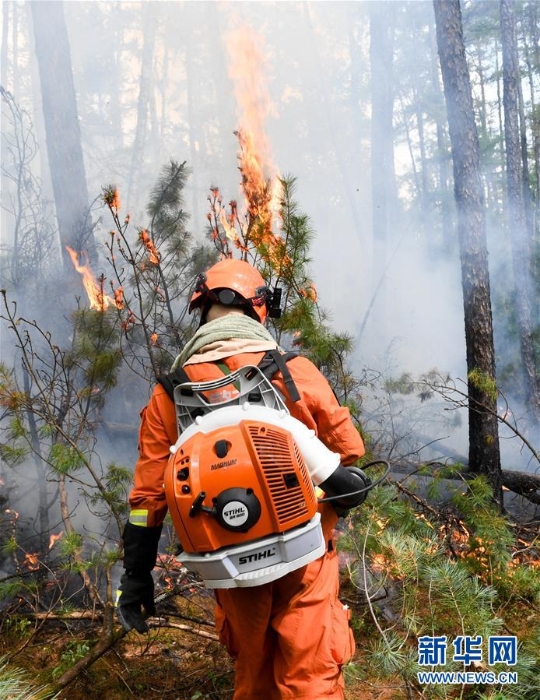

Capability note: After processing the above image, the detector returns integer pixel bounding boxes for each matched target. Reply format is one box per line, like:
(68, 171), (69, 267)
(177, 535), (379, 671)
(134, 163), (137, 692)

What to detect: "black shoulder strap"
(257, 349), (301, 403)
(157, 350), (300, 404)
(156, 366), (191, 403)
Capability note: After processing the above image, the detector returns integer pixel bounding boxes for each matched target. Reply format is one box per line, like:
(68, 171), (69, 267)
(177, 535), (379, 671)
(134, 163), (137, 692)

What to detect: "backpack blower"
(163, 364), (372, 589)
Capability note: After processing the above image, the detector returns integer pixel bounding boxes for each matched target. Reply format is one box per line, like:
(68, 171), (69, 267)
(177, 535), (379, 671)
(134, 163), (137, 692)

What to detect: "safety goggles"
(194, 275), (269, 309)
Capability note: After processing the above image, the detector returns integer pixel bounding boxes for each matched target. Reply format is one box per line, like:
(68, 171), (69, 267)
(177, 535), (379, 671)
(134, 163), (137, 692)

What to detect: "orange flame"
(370, 553), (389, 574)
(226, 27), (278, 177)
(109, 188), (121, 210)
(225, 27), (282, 246)
(67, 247), (114, 311)
(49, 532), (63, 549)
(219, 208), (240, 243)
(299, 283), (318, 302)
(122, 310), (136, 334)
(139, 229), (160, 265)
(113, 286), (125, 310)
(24, 552), (40, 571)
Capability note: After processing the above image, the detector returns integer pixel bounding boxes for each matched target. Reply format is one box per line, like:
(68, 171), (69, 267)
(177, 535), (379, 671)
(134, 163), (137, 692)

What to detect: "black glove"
(319, 465), (372, 517)
(117, 521), (162, 634)
(117, 572), (155, 633)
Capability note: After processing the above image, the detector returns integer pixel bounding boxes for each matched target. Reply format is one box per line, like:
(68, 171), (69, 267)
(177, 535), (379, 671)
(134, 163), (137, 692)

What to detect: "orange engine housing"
(164, 419), (318, 554)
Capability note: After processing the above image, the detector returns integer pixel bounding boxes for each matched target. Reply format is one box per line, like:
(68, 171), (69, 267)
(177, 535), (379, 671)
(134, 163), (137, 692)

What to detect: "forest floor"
(2, 576), (410, 700)
(3, 499), (539, 699)
(3, 558), (540, 699)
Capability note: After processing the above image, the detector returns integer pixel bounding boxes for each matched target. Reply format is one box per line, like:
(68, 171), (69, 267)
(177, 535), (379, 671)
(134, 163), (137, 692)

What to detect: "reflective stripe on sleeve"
(128, 509), (149, 526)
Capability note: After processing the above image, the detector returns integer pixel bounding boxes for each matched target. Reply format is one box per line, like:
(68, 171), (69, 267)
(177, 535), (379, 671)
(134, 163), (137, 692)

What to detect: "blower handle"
(317, 460), (391, 504)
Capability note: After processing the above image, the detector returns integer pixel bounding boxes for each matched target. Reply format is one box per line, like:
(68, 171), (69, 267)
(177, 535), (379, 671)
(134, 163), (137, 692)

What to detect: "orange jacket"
(129, 351), (365, 529)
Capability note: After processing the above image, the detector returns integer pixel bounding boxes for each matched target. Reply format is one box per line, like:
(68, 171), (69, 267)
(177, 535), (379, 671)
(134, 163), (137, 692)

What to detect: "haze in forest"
(2, 0), (539, 474)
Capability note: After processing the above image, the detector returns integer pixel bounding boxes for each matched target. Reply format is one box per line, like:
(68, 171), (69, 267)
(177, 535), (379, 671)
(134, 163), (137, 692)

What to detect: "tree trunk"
(495, 41), (507, 176)
(500, 0), (540, 422)
(474, 42), (498, 208)
(527, 2), (540, 208)
(368, 0), (397, 343)
(185, 38), (202, 232)
(126, 3), (157, 212)
(516, 23), (534, 247)
(303, 3), (364, 240)
(11, 2), (20, 97)
(30, 0), (93, 269)
(524, 19), (540, 216)
(429, 22), (453, 251)
(1, 2), (8, 90)
(399, 92), (421, 196)
(1, 4), (9, 210)
(411, 16), (429, 222)
(433, 0), (502, 508)
(109, 5), (125, 151)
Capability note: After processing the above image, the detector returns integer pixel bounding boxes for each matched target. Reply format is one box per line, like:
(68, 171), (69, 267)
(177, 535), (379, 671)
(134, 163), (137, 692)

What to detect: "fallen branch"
(391, 480), (441, 516)
(53, 627), (127, 689)
(501, 470), (540, 505)
(12, 611), (102, 620)
(51, 582), (215, 690)
(151, 620), (218, 641)
(389, 462), (540, 506)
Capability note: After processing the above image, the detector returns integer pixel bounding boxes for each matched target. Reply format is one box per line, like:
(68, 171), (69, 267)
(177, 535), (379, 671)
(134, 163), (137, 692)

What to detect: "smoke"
(1, 0), (538, 491)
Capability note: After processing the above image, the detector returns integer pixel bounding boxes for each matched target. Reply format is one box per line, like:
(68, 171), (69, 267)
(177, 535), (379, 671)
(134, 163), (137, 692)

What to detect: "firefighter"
(117, 259), (367, 700)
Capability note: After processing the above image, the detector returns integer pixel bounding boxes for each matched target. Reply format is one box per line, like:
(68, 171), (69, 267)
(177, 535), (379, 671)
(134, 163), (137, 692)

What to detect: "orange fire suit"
(129, 350), (365, 700)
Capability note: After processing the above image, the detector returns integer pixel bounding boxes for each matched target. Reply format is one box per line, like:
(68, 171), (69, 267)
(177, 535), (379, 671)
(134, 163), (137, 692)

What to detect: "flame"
(103, 186), (121, 210)
(109, 189), (121, 210)
(225, 27), (282, 245)
(113, 286), (125, 310)
(122, 310), (136, 334)
(67, 247), (114, 311)
(369, 553), (389, 574)
(24, 552), (40, 571)
(139, 229), (160, 265)
(226, 27), (277, 170)
(157, 553), (185, 570)
(49, 532), (63, 549)
(219, 208), (240, 243)
(150, 332), (158, 346)
(299, 284), (318, 302)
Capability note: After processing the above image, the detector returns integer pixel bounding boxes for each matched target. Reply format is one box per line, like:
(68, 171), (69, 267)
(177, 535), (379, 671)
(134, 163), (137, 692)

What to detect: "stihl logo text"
(224, 507), (246, 520)
(238, 548), (276, 565)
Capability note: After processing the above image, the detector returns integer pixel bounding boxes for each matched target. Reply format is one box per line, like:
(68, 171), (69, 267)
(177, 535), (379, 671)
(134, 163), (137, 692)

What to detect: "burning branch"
(66, 246), (117, 312)
(102, 163), (203, 380)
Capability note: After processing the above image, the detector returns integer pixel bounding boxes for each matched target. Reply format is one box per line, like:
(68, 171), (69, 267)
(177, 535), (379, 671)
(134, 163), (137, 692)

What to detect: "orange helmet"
(189, 259), (270, 323)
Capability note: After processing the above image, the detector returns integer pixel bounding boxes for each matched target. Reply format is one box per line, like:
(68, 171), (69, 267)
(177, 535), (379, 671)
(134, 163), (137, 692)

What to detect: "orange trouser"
(214, 543), (355, 700)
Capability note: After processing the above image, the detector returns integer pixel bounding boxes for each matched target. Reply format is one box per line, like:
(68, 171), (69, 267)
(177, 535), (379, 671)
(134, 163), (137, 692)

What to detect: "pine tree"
(104, 159), (215, 379)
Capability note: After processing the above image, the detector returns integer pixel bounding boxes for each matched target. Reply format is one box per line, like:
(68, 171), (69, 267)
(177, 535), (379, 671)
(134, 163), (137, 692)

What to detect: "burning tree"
(0, 22), (538, 700)
(0, 158), (218, 691)
(0, 292), (128, 638)
(103, 160), (215, 380)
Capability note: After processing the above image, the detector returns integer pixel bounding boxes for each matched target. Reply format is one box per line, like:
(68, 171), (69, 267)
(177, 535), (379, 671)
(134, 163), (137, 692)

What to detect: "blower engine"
(163, 365), (345, 589)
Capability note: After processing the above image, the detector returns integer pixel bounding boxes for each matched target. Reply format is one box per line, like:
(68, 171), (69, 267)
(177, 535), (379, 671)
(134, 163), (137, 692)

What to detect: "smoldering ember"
(0, 2), (539, 699)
